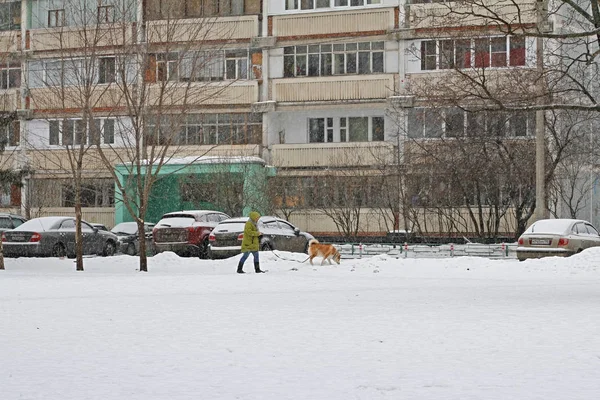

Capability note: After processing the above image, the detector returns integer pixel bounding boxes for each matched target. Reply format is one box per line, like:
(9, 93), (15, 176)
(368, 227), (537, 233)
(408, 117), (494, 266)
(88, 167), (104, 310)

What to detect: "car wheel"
(199, 238), (209, 259)
(52, 243), (67, 258)
(261, 242), (273, 252)
(303, 242), (309, 254)
(102, 241), (116, 257)
(126, 243), (136, 256)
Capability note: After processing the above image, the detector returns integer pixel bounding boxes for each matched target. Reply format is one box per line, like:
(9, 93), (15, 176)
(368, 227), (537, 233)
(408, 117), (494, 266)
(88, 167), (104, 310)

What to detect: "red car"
(152, 210), (230, 258)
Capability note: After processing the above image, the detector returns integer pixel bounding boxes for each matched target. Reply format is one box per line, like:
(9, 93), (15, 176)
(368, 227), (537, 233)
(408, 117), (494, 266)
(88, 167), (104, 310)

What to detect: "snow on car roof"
(15, 216), (71, 231)
(525, 219), (585, 234)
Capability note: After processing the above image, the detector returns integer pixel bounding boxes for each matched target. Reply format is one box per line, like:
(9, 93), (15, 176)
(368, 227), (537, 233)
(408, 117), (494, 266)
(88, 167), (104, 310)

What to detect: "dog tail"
(309, 239), (319, 246)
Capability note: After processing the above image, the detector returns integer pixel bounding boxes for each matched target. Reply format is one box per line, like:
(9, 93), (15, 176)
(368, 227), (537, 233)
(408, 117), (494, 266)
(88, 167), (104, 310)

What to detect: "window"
(0, 120), (19, 147)
(98, 57), (116, 84)
(0, 62), (20, 89)
(284, 42), (383, 77)
(91, 119), (115, 145)
(421, 41), (437, 70)
(147, 113), (262, 146)
(308, 118), (334, 143)
(97, 5), (115, 23)
(62, 179), (115, 207)
(48, 9), (65, 27)
(310, 116), (384, 142)
(409, 108), (535, 138)
(146, 0), (247, 19)
(509, 36), (526, 66)
(474, 38), (490, 68)
(421, 37), (524, 70)
(152, 50), (251, 83)
(225, 50), (248, 80)
(490, 37), (507, 67)
(0, 1), (21, 31)
(286, 0), (329, 10)
(50, 119), (115, 146)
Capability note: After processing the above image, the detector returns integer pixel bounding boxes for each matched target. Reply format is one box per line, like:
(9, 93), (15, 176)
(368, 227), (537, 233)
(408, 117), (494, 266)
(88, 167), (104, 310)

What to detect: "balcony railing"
(273, 8), (395, 37)
(0, 31), (19, 52)
(273, 74), (394, 103)
(147, 15), (258, 43)
(146, 81), (259, 106)
(271, 142), (395, 168)
(28, 24), (134, 52)
(0, 90), (20, 112)
(29, 86), (126, 111)
(407, 0), (537, 30)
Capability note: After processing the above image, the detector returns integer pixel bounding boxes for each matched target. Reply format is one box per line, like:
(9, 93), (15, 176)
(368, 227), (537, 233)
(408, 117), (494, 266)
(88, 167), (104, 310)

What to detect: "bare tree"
(91, 0), (259, 271)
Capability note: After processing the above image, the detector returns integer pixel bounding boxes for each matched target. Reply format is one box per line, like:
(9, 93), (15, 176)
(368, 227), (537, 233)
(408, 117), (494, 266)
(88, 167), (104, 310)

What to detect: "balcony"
(0, 31), (20, 53)
(273, 74), (394, 103)
(0, 89), (20, 112)
(146, 15), (259, 43)
(406, 68), (539, 101)
(407, 0), (536, 30)
(271, 142), (395, 168)
(28, 24), (134, 52)
(273, 7), (395, 38)
(146, 81), (259, 107)
(29, 86), (126, 111)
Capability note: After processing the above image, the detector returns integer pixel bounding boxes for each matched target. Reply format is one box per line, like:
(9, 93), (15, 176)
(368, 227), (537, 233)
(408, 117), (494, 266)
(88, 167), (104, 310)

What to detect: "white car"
(516, 219), (600, 261)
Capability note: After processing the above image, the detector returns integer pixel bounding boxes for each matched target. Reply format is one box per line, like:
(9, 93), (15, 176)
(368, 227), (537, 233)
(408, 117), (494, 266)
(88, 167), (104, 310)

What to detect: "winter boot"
(254, 262), (265, 273)
(237, 261), (245, 274)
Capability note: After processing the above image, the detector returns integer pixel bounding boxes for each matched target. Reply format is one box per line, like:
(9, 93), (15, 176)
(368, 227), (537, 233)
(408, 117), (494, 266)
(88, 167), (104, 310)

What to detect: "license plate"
(10, 234), (26, 242)
(530, 239), (551, 245)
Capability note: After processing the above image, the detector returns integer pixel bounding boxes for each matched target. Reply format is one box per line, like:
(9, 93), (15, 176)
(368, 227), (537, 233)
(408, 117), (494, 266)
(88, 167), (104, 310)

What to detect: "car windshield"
(525, 219), (574, 235)
(111, 223), (138, 235)
(14, 217), (64, 232)
(0, 218), (12, 229)
(156, 217), (196, 228)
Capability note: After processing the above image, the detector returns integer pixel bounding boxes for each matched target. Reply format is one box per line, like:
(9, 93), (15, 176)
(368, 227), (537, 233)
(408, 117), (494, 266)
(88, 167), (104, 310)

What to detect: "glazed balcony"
(272, 7), (395, 38)
(271, 142), (395, 168)
(28, 24), (134, 52)
(146, 15), (259, 43)
(146, 81), (259, 106)
(273, 74), (394, 103)
(407, 0), (537, 30)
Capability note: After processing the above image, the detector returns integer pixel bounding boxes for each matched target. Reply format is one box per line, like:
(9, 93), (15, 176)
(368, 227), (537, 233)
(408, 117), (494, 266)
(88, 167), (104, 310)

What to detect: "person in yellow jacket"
(237, 211), (265, 273)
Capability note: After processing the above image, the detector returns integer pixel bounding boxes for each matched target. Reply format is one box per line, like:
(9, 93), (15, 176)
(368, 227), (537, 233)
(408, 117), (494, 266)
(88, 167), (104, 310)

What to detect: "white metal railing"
(338, 242), (517, 259)
(274, 8), (394, 36)
(147, 15), (258, 42)
(408, 0), (536, 29)
(273, 74), (394, 102)
(271, 142), (395, 168)
(28, 24), (134, 51)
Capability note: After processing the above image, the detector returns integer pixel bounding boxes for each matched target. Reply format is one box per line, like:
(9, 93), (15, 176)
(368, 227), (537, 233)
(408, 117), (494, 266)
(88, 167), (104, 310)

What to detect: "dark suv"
(152, 210), (230, 258)
(0, 213), (27, 232)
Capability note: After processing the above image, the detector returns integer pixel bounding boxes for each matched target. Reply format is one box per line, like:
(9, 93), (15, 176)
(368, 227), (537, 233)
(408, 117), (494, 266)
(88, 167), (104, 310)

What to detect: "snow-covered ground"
(2, 249), (600, 400)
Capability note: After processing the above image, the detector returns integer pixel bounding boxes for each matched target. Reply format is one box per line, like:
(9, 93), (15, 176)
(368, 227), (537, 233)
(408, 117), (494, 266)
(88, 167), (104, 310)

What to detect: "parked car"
(153, 210), (230, 258)
(2, 216), (119, 258)
(208, 216), (314, 259)
(0, 213), (27, 232)
(516, 218), (600, 261)
(91, 223), (109, 231)
(111, 222), (155, 256)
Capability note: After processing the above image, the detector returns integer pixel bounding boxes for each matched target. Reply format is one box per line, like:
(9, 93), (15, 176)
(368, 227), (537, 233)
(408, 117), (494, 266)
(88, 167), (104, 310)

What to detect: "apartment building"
(0, 0), (544, 238)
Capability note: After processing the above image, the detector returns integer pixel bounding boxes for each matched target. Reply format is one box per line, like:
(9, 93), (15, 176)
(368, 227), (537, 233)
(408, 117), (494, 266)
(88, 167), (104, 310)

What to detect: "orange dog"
(308, 239), (341, 265)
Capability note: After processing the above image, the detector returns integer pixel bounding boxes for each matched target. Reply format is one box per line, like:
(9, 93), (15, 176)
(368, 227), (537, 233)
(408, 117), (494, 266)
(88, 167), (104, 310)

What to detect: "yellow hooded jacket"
(241, 211), (261, 252)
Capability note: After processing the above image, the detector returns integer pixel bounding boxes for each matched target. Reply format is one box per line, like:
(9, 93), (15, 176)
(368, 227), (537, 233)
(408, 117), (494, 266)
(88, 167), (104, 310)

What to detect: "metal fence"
(338, 242), (518, 259)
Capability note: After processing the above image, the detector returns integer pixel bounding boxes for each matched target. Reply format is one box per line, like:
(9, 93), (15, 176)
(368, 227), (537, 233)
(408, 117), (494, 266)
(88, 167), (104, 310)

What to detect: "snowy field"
(2, 249), (600, 400)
